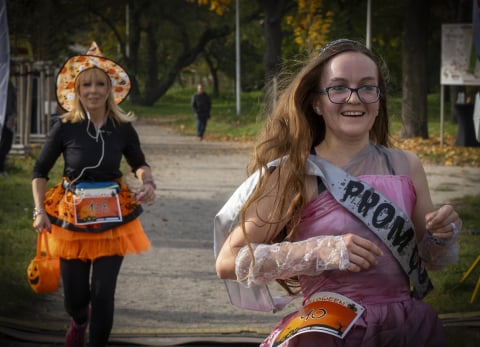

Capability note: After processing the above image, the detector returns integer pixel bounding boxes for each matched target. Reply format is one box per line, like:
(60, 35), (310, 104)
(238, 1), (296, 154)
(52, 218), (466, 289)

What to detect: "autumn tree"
(285, 0), (333, 56)
(114, 0), (233, 105)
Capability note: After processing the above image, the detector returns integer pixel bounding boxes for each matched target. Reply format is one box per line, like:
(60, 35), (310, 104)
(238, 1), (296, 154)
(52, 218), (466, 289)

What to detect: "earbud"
(314, 107), (321, 114)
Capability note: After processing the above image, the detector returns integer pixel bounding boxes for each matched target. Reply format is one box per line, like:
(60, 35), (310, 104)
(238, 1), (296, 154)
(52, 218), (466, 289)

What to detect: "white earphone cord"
(69, 110), (106, 188)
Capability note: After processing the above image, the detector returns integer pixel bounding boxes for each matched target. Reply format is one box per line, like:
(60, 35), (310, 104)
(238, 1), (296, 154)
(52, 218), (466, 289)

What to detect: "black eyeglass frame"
(316, 85), (381, 104)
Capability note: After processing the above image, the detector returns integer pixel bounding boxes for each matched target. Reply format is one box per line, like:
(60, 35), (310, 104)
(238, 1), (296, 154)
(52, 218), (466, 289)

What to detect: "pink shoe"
(65, 319), (87, 347)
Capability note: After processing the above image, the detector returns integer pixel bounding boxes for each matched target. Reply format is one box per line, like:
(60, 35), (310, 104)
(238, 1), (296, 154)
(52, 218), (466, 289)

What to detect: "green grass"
(123, 88), (266, 140)
(1, 88), (479, 344)
(0, 155), (53, 313)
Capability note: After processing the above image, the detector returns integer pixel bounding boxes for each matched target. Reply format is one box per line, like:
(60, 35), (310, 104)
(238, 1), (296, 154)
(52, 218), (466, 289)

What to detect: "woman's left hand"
(135, 182), (156, 205)
(425, 204), (461, 240)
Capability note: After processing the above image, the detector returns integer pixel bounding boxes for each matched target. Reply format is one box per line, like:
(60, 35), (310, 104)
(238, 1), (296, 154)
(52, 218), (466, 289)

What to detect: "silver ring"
(450, 222), (458, 234)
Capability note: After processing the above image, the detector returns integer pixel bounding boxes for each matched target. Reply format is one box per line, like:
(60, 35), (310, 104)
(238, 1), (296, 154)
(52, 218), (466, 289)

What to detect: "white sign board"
(441, 23), (480, 85)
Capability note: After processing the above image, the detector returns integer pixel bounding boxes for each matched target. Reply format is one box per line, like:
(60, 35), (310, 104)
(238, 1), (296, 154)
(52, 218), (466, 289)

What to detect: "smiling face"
(27, 262), (40, 286)
(313, 51), (380, 142)
(76, 68), (111, 113)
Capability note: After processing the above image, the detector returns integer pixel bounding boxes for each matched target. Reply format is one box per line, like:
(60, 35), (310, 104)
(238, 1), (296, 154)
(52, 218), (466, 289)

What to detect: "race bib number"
(73, 185), (122, 225)
(272, 292), (364, 347)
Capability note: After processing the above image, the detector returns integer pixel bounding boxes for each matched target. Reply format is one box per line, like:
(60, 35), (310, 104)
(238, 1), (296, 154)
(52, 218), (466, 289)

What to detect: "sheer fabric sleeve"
(418, 228), (460, 271)
(235, 235), (349, 287)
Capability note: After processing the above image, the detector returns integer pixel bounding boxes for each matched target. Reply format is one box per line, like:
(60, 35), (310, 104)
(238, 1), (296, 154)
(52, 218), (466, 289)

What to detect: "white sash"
(307, 155), (432, 299)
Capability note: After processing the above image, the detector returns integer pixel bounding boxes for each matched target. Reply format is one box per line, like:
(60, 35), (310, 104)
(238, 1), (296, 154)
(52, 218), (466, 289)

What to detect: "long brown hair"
(239, 39), (391, 294)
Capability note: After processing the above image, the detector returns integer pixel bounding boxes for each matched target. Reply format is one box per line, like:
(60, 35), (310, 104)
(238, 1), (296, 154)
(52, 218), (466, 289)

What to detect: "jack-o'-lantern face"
(27, 262), (40, 287)
(27, 233), (61, 294)
(26, 257), (60, 293)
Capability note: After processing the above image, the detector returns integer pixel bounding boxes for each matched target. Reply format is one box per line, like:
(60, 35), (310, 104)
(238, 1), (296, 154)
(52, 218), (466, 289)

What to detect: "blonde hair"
(240, 39), (391, 293)
(60, 67), (136, 124)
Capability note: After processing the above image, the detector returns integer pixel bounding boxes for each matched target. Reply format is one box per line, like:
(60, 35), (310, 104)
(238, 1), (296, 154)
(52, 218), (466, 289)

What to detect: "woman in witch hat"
(32, 42), (156, 347)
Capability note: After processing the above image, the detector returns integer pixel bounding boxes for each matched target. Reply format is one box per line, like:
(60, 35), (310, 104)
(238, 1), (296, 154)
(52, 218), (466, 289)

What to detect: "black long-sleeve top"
(32, 118), (149, 182)
(191, 92), (211, 117)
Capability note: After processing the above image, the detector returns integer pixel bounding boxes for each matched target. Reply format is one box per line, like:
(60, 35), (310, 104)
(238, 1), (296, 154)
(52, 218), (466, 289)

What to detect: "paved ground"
(1, 120), (480, 346)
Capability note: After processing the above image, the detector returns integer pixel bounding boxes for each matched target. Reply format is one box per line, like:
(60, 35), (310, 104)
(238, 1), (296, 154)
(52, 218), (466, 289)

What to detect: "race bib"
(271, 292), (364, 347)
(73, 182), (122, 225)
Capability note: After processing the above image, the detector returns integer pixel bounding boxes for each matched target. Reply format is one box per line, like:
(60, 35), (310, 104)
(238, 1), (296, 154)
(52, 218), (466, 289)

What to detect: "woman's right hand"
(32, 212), (51, 233)
(342, 233), (383, 272)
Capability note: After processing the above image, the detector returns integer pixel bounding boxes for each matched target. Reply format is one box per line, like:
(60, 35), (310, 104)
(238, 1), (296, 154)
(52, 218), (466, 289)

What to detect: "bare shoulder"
(401, 149), (424, 173)
(397, 149), (430, 195)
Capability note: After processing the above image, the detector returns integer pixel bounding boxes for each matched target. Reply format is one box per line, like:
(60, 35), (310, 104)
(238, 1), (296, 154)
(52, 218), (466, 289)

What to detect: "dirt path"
(114, 123), (283, 333)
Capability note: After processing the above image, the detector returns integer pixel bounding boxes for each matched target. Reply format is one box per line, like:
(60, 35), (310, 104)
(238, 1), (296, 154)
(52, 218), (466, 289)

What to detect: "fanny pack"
(72, 181), (122, 225)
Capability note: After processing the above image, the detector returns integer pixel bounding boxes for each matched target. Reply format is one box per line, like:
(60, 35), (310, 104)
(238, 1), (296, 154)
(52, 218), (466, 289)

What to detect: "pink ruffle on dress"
(261, 174), (446, 347)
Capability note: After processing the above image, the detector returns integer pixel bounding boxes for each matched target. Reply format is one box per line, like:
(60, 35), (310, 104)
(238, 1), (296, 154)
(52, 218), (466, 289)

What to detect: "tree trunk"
(204, 53), (220, 97)
(143, 22), (159, 105)
(258, 0), (294, 114)
(259, 0), (293, 82)
(125, 0), (143, 103)
(401, 0), (429, 139)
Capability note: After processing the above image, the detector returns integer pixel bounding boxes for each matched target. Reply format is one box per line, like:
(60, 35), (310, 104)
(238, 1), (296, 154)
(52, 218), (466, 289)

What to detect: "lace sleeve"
(418, 225), (460, 271)
(235, 235), (350, 287)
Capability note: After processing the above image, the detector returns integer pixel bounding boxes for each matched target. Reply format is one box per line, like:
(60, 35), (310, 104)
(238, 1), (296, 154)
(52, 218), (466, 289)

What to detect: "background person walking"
(191, 83), (211, 140)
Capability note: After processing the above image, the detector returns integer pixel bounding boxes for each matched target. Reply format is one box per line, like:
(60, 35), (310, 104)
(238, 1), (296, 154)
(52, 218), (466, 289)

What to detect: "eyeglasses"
(317, 85), (381, 104)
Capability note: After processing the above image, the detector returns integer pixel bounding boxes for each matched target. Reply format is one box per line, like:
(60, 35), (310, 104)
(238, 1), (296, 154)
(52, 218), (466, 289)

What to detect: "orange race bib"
(271, 292), (364, 347)
(73, 182), (122, 225)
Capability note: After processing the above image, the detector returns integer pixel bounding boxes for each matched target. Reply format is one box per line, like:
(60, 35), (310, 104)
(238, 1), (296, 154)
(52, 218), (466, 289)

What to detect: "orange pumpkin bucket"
(26, 232), (60, 293)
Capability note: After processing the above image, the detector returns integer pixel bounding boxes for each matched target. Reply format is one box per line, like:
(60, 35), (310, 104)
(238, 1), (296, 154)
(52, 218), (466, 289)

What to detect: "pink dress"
(261, 174), (446, 347)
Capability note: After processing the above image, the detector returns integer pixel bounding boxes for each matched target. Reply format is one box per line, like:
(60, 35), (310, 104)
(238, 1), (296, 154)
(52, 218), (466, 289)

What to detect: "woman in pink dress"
(215, 39), (461, 347)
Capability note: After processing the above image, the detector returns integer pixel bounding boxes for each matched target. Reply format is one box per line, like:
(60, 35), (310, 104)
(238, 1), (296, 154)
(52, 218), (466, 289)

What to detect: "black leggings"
(61, 256), (123, 347)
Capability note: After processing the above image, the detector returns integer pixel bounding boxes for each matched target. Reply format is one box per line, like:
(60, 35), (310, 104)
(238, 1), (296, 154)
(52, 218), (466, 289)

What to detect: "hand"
(135, 182), (156, 205)
(342, 234), (383, 272)
(425, 204), (461, 241)
(32, 213), (51, 233)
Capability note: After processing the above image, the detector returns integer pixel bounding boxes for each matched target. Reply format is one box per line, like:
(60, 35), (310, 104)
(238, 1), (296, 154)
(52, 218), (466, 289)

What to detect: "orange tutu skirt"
(42, 179), (150, 261)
